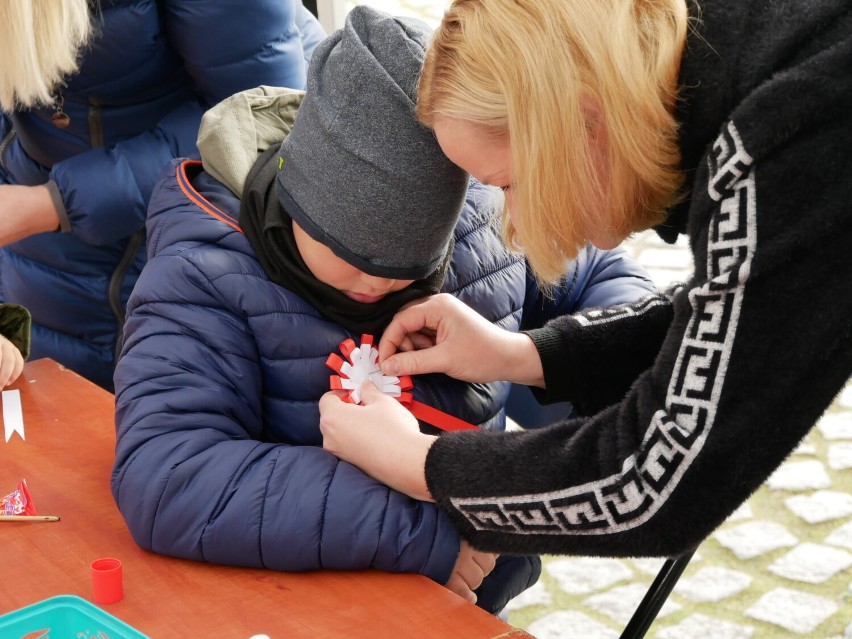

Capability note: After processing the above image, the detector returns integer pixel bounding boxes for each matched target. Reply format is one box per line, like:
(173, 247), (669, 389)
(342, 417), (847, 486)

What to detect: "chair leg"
(619, 550), (695, 639)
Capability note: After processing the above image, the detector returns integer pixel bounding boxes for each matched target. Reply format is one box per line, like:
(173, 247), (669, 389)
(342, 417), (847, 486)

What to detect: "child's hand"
(445, 540), (498, 605)
(0, 334), (24, 387)
(320, 381), (435, 502)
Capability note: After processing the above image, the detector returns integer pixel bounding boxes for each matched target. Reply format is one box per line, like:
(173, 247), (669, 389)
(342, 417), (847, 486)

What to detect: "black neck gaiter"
(239, 147), (452, 336)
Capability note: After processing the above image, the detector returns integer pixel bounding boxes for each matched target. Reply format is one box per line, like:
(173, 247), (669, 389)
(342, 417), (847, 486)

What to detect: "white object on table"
(3, 389), (24, 442)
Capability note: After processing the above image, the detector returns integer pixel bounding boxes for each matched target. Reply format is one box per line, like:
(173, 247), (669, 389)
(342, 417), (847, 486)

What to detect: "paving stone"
(766, 459), (831, 490)
(545, 557), (633, 595)
(636, 230), (692, 252)
(839, 385), (852, 409)
(655, 613), (755, 639)
(825, 521), (852, 550)
(526, 610), (619, 639)
(768, 542), (852, 584)
(582, 583), (680, 625)
(828, 442), (852, 470)
(714, 520), (798, 559)
(744, 587), (838, 634)
(785, 490), (852, 524)
(634, 247), (693, 270)
(630, 557), (668, 576)
(645, 268), (688, 289)
(726, 502), (753, 522)
(819, 412), (852, 440)
(674, 566), (752, 602)
(793, 439), (817, 455)
(504, 580), (553, 611)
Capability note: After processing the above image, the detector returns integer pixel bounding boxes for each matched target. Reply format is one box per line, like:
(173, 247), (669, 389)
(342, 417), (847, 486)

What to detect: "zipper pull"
(51, 93), (70, 129)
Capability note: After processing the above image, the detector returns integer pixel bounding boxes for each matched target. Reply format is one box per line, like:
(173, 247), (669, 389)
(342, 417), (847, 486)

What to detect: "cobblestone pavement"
(330, 5), (850, 636)
(505, 231), (852, 638)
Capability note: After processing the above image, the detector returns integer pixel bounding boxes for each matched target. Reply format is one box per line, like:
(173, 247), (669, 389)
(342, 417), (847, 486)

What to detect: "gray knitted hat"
(276, 5), (468, 280)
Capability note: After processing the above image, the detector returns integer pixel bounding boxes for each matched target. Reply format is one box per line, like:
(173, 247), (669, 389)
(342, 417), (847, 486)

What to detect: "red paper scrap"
(1, 478), (38, 516)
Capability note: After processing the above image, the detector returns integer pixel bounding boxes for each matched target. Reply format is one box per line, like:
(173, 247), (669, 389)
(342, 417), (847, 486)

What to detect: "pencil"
(0, 514), (60, 522)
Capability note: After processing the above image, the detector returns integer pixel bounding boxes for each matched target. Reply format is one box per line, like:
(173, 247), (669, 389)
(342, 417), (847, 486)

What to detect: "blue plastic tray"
(0, 595), (149, 638)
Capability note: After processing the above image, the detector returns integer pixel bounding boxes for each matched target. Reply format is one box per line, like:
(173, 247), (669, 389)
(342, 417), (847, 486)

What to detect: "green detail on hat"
(278, 156), (284, 170)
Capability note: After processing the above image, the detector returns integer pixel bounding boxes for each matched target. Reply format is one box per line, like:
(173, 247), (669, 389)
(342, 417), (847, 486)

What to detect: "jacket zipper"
(0, 128), (16, 171)
(110, 229), (145, 363)
(88, 96), (136, 363)
(88, 98), (104, 149)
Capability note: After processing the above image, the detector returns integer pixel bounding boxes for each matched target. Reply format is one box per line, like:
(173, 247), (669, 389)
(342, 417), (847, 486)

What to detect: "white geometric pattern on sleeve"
(450, 121), (757, 535)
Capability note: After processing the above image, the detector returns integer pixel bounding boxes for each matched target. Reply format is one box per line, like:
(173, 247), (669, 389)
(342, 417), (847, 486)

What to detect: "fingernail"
(382, 359), (399, 375)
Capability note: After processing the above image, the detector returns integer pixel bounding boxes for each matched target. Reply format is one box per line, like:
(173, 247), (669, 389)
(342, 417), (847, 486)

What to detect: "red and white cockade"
(326, 334), (478, 431)
(327, 334), (413, 405)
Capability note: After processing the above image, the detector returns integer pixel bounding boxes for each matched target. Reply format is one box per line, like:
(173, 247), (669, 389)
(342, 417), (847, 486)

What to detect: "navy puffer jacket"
(0, 0), (324, 390)
(112, 161), (656, 610)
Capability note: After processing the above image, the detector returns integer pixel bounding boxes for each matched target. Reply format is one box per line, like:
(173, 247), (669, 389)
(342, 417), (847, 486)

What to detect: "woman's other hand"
(378, 293), (544, 387)
(320, 381), (436, 501)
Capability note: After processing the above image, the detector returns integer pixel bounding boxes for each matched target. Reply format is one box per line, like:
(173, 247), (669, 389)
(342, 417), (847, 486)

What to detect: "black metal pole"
(619, 550), (696, 639)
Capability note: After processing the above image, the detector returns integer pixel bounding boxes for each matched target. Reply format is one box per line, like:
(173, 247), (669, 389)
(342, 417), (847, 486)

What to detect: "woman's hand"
(378, 293), (545, 387)
(445, 540), (498, 605)
(0, 334), (24, 387)
(320, 381), (436, 501)
(0, 184), (60, 246)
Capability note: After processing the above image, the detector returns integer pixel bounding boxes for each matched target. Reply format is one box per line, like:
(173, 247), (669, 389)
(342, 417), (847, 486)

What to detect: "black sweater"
(425, 0), (852, 557)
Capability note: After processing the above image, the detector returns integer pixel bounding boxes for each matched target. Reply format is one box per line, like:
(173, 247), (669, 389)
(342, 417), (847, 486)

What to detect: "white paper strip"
(3, 389), (24, 442)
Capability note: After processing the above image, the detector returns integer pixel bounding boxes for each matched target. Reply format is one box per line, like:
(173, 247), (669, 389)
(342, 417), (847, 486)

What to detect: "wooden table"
(1, 359), (531, 638)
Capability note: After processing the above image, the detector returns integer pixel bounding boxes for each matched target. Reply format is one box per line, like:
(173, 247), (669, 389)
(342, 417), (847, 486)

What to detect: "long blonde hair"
(0, 0), (93, 111)
(418, 0), (688, 283)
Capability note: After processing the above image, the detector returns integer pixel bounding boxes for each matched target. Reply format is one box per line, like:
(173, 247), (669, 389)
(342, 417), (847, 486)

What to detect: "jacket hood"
(197, 85), (304, 197)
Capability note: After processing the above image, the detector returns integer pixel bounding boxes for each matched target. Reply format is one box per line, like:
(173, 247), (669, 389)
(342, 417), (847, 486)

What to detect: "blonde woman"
(0, 0), (324, 390)
(321, 0), (852, 557)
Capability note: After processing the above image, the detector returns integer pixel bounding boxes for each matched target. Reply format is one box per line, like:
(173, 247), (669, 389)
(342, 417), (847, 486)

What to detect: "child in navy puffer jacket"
(112, 7), (658, 613)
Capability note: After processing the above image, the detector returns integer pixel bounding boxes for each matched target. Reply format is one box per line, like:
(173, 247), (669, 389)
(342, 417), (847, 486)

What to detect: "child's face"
(293, 222), (415, 304)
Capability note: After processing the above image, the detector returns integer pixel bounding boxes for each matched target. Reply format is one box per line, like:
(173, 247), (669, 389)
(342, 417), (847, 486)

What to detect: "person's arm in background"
(0, 0), (325, 248)
(507, 245), (666, 427)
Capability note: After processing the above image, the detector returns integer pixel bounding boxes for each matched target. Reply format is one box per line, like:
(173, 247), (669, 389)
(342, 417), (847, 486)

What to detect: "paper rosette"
(326, 334), (413, 405)
(326, 335), (477, 431)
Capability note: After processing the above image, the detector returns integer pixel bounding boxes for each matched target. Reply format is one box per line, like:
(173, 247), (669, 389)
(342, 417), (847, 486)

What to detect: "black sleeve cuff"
(46, 180), (69, 232)
(0, 304), (32, 359)
(523, 324), (583, 405)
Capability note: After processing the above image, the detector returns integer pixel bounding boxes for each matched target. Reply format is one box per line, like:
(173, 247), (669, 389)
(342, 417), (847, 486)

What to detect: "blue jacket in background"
(112, 161), (657, 612)
(508, 242), (663, 428)
(0, 0), (325, 390)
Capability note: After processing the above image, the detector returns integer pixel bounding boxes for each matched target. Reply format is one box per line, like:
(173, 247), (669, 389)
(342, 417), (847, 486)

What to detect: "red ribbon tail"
(407, 400), (479, 432)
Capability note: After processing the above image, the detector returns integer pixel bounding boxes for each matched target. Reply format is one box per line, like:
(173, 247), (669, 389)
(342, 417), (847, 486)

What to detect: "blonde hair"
(418, 0), (688, 283)
(0, 0), (93, 111)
